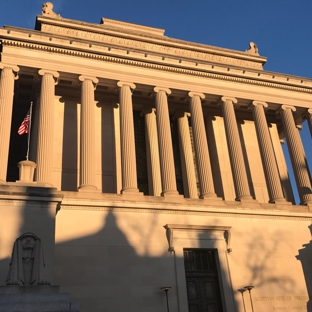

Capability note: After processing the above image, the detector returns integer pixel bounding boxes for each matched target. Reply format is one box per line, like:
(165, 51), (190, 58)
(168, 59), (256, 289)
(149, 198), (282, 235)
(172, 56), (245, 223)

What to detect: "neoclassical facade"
(0, 4), (312, 312)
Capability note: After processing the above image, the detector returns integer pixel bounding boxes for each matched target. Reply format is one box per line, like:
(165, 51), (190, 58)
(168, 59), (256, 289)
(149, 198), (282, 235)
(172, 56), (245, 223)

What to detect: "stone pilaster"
(0, 64), (19, 184)
(117, 81), (140, 194)
(189, 92), (217, 198)
(279, 105), (312, 205)
(306, 109), (312, 138)
(141, 108), (162, 196)
(154, 87), (179, 196)
(251, 101), (286, 203)
(36, 69), (59, 186)
(175, 111), (198, 198)
(221, 97), (252, 200)
(78, 76), (99, 192)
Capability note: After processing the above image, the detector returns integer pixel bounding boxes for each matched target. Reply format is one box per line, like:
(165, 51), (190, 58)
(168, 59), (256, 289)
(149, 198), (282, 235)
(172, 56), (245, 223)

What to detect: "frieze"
(2, 39), (312, 94)
(41, 24), (263, 69)
(60, 205), (312, 221)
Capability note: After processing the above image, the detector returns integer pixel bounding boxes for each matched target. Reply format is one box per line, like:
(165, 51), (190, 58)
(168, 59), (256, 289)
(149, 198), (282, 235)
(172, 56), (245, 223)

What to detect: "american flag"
(18, 111), (30, 135)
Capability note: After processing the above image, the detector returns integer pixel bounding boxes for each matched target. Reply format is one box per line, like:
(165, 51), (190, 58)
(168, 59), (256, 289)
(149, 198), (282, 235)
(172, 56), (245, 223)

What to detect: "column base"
(78, 184), (99, 193)
(0, 179), (6, 185)
(36, 182), (54, 187)
(269, 197), (290, 204)
(235, 195), (253, 201)
(161, 190), (182, 197)
(121, 187), (142, 195)
(200, 192), (220, 199)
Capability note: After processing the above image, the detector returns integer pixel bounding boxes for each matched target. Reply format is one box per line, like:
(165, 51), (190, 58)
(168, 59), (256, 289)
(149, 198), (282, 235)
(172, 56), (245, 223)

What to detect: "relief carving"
(6, 233), (50, 286)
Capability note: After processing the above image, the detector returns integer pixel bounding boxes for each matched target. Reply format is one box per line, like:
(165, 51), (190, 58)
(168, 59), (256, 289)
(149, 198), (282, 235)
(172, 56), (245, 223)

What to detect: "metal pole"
(244, 286), (255, 312)
(238, 289), (246, 312)
(161, 287), (171, 312)
(248, 289), (255, 312)
(165, 290), (170, 312)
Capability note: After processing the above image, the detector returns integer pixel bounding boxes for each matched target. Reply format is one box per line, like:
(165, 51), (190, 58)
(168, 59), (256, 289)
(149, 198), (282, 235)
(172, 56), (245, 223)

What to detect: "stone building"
(0, 3), (312, 312)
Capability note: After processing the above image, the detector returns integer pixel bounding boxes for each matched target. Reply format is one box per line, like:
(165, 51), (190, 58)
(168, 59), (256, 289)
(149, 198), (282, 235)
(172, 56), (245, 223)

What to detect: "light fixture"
(161, 287), (171, 312)
(244, 285), (255, 312)
(237, 289), (247, 312)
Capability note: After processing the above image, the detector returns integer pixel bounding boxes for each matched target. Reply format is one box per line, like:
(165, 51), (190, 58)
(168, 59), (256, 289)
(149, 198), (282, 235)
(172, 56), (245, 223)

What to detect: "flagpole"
(26, 102), (33, 161)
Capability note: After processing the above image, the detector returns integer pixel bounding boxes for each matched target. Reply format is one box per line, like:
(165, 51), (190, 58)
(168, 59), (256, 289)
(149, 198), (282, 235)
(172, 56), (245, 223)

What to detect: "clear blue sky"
(0, 0), (311, 203)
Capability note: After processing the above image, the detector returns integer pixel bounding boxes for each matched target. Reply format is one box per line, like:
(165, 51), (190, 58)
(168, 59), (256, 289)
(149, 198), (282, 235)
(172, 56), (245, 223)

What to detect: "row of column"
(0, 65), (311, 205)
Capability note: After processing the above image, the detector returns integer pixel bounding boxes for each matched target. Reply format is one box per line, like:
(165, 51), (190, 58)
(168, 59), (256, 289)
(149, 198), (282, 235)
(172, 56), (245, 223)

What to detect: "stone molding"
(2, 40), (312, 94)
(59, 204), (312, 221)
(163, 224), (232, 252)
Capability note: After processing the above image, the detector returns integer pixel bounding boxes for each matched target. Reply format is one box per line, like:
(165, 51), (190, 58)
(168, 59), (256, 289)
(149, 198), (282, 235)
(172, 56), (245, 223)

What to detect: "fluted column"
(175, 111), (198, 198)
(251, 101), (286, 203)
(279, 105), (312, 205)
(220, 97), (252, 200)
(117, 81), (140, 194)
(36, 69), (59, 186)
(154, 87), (179, 196)
(78, 75), (98, 191)
(189, 92), (217, 198)
(306, 109), (312, 138)
(0, 64), (19, 184)
(141, 108), (162, 196)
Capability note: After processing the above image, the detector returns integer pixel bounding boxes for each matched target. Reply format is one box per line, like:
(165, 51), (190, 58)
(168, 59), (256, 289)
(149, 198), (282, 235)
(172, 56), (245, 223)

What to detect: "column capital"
(140, 107), (156, 117)
(279, 105), (296, 112)
(38, 69), (59, 85)
(221, 96), (238, 104)
(251, 101), (268, 108)
(0, 63), (20, 73)
(154, 86), (171, 95)
(79, 75), (99, 84)
(188, 91), (205, 100)
(117, 81), (136, 90)
(38, 69), (59, 78)
(173, 111), (190, 120)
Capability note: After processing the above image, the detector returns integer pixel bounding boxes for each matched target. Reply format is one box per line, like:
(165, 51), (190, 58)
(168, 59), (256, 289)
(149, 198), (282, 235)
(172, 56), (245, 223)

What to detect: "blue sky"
(0, 0), (311, 203)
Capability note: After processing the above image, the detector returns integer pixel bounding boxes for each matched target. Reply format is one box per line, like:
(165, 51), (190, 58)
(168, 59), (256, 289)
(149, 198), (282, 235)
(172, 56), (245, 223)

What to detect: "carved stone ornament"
(245, 42), (259, 56)
(42, 2), (61, 18)
(6, 233), (50, 286)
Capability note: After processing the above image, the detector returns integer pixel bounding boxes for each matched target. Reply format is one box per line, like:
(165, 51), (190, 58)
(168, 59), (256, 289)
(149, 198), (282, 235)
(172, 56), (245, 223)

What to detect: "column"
(250, 101), (286, 203)
(189, 92), (217, 198)
(220, 97), (252, 200)
(154, 87), (179, 196)
(141, 108), (162, 196)
(175, 111), (198, 198)
(306, 109), (312, 137)
(279, 105), (312, 205)
(36, 69), (59, 186)
(0, 64), (19, 184)
(78, 75), (98, 191)
(117, 81), (140, 194)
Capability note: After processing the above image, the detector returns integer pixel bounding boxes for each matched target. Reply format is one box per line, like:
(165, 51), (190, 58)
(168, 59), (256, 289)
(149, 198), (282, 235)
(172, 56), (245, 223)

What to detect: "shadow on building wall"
(297, 225), (312, 312)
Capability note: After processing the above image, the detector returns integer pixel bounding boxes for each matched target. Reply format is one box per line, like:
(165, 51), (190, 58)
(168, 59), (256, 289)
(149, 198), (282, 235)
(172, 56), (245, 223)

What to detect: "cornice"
(2, 39), (312, 94)
(35, 16), (266, 66)
(60, 204), (312, 221)
(39, 24), (263, 69)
